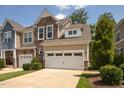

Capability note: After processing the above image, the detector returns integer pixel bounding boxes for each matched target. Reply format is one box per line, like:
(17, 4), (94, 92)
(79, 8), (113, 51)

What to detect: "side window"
(46, 25), (53, 39)
(4, 31), (11, 43)
(38, 27), (44, 40)
(23, 32), (32, 43)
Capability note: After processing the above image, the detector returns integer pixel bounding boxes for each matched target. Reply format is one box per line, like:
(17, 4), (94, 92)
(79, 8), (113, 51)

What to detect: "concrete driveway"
(0, 69), (82, 88)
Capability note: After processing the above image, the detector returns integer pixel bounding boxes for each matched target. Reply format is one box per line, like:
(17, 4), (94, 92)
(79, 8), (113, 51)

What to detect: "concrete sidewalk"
(0, 68), (22, 74)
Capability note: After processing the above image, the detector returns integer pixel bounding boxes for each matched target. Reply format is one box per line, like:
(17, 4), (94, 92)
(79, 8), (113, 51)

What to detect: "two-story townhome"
(115, 19), (124, 55)
(0, 9), (91, 70)
(32, 9), (91, 70)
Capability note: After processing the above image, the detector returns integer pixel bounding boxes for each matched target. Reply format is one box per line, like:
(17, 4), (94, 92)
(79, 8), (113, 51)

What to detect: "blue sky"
(0, 5), (123, 26)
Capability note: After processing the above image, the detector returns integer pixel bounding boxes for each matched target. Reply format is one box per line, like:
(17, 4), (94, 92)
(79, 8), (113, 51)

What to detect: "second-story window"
(23, 32), (32, 43)
(46, 25), (53, 39)
(38, 26), (44, 40)
(4, 31), (11, 43)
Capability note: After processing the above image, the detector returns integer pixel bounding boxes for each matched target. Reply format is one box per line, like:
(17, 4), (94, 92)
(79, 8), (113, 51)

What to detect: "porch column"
(13, 50), (17, 68)
(33, 48), (36, 57)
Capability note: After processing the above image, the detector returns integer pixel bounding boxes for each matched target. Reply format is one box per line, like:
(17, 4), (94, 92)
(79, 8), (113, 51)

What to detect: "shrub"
(32, 63), (42, 70)
(88, 65), (97, 70)
(23, 63), (32, 71)
(119, 63), (124, 79)
(0, 59), (5, 68)
(31, 57), (40, 63)
(113, 55), (124, 67)
(100, 65), (123, 85)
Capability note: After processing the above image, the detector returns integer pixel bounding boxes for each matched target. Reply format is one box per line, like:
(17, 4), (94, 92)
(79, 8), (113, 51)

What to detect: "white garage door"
(19, 54), (33, 67)
(45, 50), (84, 70)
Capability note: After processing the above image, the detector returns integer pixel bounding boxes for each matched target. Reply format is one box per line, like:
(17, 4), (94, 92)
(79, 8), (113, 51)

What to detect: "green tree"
(91, 12), (116, 69)
(69, 8), (89, 24)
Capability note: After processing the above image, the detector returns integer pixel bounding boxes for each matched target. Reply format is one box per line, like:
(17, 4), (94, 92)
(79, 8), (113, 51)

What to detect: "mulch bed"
(88, 74), (124, 88)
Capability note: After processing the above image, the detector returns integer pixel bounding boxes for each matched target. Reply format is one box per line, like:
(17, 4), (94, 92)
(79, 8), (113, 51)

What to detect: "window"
(38, 26), (44, 40)
(23, 32), (32, 43)
(68, 31), (72, 35)
(47, 53), (54, 56)
(74, 53), (82, 56)
(73, 30), (77, 35)
(116, 31), (120, 42)
(64, 53), (72, 56)
(46, 25), (53, 39)
(56, 53), (62, 56)
(4, 31), (11, 43)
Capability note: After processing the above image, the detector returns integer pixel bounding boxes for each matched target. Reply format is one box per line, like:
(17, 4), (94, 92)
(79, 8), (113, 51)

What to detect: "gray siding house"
(0, 18), (24, 67)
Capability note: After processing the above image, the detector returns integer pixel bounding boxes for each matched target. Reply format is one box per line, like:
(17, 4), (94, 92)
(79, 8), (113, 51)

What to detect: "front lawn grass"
(76, 73), (97, 88)
(0, 70), (34, 81)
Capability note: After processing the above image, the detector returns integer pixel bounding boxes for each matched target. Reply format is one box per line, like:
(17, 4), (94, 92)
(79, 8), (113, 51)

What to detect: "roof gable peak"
(34, 8), (57, 25)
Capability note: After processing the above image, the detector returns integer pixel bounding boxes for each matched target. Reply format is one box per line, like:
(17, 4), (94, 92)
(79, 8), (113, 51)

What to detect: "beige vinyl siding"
(16, 32), (21, 48)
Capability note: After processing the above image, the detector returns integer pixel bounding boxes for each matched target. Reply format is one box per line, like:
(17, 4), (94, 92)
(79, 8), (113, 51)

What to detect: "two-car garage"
(45, 50), (84, 70)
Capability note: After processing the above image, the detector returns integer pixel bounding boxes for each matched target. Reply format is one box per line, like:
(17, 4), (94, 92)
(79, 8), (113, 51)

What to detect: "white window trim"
(23, 31), (33, 44)
(38, 26), (44, 40)
(68, 30), (78, 36)
(4, 31), (11, 43)
(46, 25), (53, 39)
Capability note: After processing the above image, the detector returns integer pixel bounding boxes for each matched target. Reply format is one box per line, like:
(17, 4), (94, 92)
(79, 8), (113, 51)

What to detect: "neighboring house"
(0, 9), (91, 70)
(115, 19), (124, 55)
(0, 24), (2, 58)
(0, 18), (24, 67)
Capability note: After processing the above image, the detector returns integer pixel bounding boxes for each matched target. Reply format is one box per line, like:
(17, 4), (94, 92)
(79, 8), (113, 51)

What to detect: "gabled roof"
(57, 18), (71, 26)
(34, 8), (58, 25)
(17, 25), (34, 33)
(2, 18), (24, 31)
(62, 24), (86, 30)
(116, 18), (124, 30)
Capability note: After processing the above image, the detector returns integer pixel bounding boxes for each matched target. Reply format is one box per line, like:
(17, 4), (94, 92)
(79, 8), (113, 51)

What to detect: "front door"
(5, 51), (13, 65)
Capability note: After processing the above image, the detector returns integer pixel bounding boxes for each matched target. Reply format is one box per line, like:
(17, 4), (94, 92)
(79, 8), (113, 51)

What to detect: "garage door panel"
(45, 51), (84, 70)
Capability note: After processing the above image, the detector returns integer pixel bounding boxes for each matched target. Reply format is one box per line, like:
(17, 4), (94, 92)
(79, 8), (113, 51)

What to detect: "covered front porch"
(1, 49), (17, 68)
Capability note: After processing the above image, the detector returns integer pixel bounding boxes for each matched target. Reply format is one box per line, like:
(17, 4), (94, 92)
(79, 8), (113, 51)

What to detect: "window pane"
(28, 32), (32, 38)
(48, 32), (52, 38)
(8, 32), (11, 38)
(24, 33), (27, 38)
(39, 33), (43, 38)
(64, 53), (72, 56)
(73, 30), (77, 34)
(47, 53), (54, 56)
(28, 38), (32, 42)
(74, 53), (82, 56)
(39, 27), (44, 39)
(48, 26), (52, 32)
(56, 53), (62, 56)
(8, 38), (11, 42)
(24, 38), (27, 43)
(68, 31), (72, 35)
(4, 38), (7, 43)
(39, 28), (43, 33)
